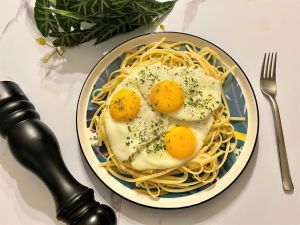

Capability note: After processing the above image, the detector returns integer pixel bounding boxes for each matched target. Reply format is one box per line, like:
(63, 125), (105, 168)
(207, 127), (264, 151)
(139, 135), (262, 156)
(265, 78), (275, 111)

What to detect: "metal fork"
(260, 53), (294, 191)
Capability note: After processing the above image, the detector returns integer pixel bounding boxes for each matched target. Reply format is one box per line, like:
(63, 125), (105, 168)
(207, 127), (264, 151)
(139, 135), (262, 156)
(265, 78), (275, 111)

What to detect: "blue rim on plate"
(76, 32), (259, 209)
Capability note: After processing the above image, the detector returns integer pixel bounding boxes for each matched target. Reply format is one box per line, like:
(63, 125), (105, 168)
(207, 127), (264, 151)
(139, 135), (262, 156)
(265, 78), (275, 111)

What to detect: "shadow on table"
(82, 140), (259, 225)
(0, 138), (62, 225)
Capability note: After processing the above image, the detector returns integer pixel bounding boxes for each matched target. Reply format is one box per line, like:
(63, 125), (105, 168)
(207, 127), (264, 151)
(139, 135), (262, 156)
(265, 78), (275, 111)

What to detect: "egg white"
(131, 62), (222, 122)
(131, 115), (214, 170)
(104, 77), (169, 161)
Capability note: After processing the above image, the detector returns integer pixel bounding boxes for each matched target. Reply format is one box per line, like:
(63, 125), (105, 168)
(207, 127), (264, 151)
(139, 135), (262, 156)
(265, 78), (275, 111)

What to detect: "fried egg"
(104, 77), (169, 161)
(131, 115), (214, 170)
(132, 63), (222, 121)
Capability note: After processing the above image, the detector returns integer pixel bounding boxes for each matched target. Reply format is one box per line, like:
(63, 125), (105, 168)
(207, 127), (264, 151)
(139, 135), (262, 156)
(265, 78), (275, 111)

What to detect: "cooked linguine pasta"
(89, 38), (244, 197)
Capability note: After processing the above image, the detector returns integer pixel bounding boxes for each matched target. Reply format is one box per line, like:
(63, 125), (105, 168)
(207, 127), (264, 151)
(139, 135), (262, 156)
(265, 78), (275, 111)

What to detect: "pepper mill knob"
(0, 81), (116, 225)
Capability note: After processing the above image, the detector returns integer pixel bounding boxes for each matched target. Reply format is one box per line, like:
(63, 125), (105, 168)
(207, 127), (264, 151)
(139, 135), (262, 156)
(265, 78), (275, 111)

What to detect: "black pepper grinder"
(0, 81), (116, 225)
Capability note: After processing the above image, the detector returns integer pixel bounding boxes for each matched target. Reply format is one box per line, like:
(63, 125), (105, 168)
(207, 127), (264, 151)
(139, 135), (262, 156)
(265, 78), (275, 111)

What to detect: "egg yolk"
(164, 126), (196, 159)
(150, 80), (184, 113)
(109, 89), (140, 122)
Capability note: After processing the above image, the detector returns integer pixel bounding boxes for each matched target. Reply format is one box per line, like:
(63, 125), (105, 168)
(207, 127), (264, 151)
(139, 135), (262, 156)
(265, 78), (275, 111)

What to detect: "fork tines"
(261, 52), (277, 79)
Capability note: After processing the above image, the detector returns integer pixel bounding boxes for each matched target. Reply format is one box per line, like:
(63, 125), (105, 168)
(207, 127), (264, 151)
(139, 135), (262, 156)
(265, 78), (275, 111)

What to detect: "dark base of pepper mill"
(0, 81), (116, 225)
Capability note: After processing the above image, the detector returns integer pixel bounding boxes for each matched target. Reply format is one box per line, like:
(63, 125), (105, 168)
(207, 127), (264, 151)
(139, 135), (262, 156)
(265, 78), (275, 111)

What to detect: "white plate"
(76, 32), (259, 209)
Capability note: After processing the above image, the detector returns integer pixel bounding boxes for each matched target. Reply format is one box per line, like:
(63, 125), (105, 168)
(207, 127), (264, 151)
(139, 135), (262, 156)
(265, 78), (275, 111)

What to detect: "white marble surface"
(0, 0), (299, 224)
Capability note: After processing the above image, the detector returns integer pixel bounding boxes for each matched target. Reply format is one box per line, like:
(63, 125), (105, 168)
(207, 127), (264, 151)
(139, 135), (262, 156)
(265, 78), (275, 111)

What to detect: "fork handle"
(269, 97), (294, 191)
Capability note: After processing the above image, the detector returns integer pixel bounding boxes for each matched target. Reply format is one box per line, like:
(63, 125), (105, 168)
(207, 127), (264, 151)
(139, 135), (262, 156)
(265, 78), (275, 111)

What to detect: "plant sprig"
(34, 0), (176, 47)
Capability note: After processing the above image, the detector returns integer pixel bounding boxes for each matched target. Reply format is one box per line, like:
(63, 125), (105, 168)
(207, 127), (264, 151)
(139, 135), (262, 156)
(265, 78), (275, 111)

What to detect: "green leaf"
(70, 0), (110, 16)
(44, 7), (105, 22)
(93, 16), (139, 45)
(34, 0), (59, 36)
(108, 1), (155, 18)
(80, 24), (108, 44)
(108, 0), (176, 25)
(50, 14), (140, 47)
(110, 0), (131, 9)
(34, 0), (177, 47)
(56, 0), (81, 32)
(51, 30), (87, 47)
(50, 24), (107, 47)
(140, 0), (176, 23)
(145, 0), (176, 15)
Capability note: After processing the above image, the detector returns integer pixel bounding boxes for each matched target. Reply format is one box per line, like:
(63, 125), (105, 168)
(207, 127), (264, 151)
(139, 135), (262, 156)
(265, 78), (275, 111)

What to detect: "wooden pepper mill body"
(0, 81), (116, 225)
